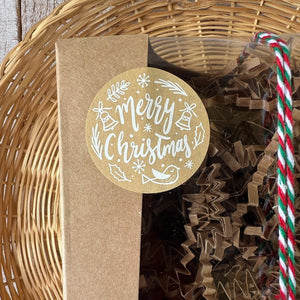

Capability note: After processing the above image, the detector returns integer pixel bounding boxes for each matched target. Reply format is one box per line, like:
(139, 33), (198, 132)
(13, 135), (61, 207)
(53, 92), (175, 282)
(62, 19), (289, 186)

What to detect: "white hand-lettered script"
(115, 93), (174, 135)
(92, 128), (191, 165)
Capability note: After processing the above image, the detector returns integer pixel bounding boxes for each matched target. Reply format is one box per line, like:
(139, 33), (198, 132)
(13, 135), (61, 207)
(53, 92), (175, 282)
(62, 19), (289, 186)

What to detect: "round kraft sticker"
(85, 67), (210, 193)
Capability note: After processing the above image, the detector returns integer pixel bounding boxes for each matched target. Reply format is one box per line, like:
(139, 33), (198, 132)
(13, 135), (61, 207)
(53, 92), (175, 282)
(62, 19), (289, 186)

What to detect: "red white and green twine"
(239, 32), (295, 299)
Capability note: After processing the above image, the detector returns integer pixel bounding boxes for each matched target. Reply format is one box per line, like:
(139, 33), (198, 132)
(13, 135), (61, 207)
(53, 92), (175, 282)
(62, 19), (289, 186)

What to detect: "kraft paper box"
(56, 35), (148, 300)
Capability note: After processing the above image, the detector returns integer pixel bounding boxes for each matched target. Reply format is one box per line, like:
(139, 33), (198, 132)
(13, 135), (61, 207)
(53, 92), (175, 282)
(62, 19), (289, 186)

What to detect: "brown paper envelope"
(56, 35), (148, 300)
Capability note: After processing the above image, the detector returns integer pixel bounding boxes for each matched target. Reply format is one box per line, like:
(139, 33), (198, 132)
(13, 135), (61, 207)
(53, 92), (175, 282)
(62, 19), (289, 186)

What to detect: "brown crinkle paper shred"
(139, 57), (300, 300)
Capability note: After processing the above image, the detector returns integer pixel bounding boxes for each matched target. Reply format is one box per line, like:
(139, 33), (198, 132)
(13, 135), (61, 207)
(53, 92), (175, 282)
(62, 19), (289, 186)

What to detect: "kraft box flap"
(56, 35), (148, 300)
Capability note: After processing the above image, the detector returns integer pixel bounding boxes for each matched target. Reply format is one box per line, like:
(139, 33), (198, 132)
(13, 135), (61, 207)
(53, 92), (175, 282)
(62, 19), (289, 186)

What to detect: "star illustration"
(132, 159), (146, 174)
(143, 123), (152, 133)
(137, 73), (150, 88)
(184, 160), (194, 169)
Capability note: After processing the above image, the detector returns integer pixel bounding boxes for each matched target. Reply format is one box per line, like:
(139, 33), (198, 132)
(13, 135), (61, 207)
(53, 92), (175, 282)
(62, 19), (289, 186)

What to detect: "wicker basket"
(1, 0), (300, 299)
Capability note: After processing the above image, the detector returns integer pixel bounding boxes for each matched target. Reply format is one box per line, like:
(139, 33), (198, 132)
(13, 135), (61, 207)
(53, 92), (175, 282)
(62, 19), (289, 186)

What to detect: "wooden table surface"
(0, 0), (65, 63)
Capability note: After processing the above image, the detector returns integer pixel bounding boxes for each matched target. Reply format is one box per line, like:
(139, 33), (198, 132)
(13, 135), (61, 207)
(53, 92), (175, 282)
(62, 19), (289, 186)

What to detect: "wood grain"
(0, 0), (65, 63)
(0, 0), (18, 63)
(21, 0), (65, 38)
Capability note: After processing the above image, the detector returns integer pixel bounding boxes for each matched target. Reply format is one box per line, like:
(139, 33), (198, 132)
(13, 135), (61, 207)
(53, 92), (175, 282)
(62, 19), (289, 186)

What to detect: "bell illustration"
(175, 102), (197, 131)
(93, 101), (118, 131)
(175, 110), (192, 130)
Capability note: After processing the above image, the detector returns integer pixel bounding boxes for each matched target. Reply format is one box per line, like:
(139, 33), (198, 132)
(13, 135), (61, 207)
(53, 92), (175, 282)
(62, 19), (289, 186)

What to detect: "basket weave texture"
(1, 0), (300, 299)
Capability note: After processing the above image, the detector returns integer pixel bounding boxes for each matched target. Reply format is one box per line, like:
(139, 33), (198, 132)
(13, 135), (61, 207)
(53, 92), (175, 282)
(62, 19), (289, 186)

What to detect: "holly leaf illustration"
(109, 163), (131, 182)
(194, 122), (205, 149)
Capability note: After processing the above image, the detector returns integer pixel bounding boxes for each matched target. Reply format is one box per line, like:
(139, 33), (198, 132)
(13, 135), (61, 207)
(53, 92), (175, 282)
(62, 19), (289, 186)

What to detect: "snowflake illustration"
(137, 73), (150, 88)
(184, 160), (194, 169)
(132, 159), (146, 174)
(143, 123), (152, 133)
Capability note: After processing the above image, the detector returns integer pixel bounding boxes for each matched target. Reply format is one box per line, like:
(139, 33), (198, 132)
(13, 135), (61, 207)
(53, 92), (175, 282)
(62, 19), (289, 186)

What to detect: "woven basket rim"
(1, 0), (300, 299)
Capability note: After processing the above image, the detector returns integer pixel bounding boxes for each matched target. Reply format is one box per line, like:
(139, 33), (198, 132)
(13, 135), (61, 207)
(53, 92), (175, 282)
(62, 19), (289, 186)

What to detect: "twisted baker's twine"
(238, 32), (295, 300)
